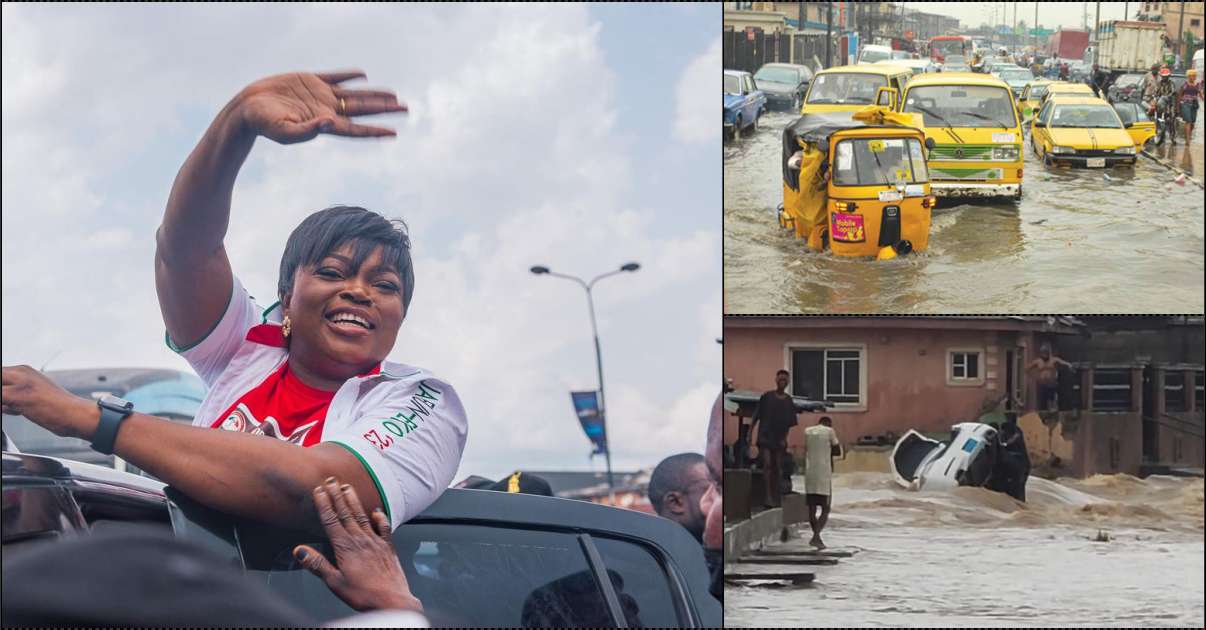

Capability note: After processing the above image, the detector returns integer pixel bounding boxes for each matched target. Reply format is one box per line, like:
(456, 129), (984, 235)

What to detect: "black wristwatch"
(91, 395), (134, 455)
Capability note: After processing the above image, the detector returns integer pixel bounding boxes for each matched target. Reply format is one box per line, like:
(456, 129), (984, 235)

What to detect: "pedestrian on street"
(801, 416), (841, 549)
(1059, 62), (1069, 81)
(1177, 69), (1202, 144)
(748, 369), (799, 509)
(1089, 64), (1109, 99)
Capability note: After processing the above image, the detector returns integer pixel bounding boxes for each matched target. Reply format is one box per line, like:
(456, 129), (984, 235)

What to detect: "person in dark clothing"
(1089, 64), (1110, 99)
(648, 452), (710, 542)
(995, 419), (1031, 502)
(748, 369), (800, 509)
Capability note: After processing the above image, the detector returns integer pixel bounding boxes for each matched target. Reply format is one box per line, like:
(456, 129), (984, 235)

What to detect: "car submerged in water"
(889, 422), (1028, 502)
(1, 437), (721, 627)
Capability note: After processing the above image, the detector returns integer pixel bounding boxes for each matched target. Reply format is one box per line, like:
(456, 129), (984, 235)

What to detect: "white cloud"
(674, 36), (721, 144)
(2, 4), (719, 482)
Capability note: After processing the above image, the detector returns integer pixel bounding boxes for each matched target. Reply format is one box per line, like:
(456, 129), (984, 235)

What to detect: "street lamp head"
(530, 265), (550, 275)
(620, 262), (640, 272)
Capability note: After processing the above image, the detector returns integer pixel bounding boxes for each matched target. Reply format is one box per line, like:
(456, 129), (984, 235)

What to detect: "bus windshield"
(904, 84), (1018, 128)
(807, 73), (887, 105)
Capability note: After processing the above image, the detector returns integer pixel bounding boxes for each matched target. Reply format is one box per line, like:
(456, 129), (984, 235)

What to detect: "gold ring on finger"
(339, 97), (347, 115)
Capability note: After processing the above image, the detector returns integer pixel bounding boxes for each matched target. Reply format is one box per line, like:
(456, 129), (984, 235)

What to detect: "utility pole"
(1094, 1), (1100, 65)
(1013, 1), (1018, 52)
(1176, 0), (1186, 69)
(1034, 2), (1038, 54)
(826, 1), (832, 69)
(1123, 2), (1127, 21)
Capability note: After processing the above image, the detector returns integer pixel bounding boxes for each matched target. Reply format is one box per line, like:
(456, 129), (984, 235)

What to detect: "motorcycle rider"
(1140, 63), (1162, 103)
(1152, 66), (1178, 144)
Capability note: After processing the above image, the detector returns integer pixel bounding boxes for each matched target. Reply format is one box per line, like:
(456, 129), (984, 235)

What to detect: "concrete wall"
(1019, 410), (1145, 477)
(1061, 324), (1205, 365)
(724, 324), (1032, 459)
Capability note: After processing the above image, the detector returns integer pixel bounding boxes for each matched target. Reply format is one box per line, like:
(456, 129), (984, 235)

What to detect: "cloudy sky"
(2, 3), (720, 481)
(903, 2), (1140, 32)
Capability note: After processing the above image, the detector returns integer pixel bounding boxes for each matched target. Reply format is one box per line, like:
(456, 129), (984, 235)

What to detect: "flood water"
(726, 472), (1205, 627)
(723, 110), (1206, 314)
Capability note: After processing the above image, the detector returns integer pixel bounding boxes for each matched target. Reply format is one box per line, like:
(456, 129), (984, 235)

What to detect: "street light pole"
(530, 262), (640, 505)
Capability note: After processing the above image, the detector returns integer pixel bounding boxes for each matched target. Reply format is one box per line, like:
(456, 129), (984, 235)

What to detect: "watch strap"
(91, 400), (133, 455)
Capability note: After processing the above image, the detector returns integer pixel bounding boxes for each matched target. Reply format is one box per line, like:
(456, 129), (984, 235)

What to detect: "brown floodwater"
(724, 111), (1206, 314)
(725, 472), (1205, 627)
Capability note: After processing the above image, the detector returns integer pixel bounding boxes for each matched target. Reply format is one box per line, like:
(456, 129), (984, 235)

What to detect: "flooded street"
(724, 111), (1205, 314)
(726, 472), (1205, 627)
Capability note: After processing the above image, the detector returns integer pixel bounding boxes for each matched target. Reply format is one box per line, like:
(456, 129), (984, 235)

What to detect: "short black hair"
(776, 369), (790, 377)
(278, 206), (415, 310)
(648, 452), (706, 514)
(819, 416), (832, 426)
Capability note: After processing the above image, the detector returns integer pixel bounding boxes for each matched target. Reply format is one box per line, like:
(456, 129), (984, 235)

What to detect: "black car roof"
(2, 448), (720, 624)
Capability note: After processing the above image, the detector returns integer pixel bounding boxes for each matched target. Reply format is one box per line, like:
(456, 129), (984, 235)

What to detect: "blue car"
(724, 70), (766, 140)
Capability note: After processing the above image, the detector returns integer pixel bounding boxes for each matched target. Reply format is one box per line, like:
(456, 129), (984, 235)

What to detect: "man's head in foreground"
(648, 452), (710, 542)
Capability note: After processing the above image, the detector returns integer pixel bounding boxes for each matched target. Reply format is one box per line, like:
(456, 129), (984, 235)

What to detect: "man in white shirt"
(801, 416), (841, 549)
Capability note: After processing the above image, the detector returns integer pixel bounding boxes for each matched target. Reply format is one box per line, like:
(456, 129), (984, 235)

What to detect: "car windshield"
(807, 73), (887, 105)
(1027, 85), (1049, 98)
(755, 67), (801, 84)
(999, 69), (1032, 81)
(945, 55), (966, 65)
(904, 84), (1017, 128)
(891, 51), (911, 59)
(932, 40), (966, 59)
(832, 137), (929, 186)
(860, 49), (892, 63)
(723, 74), (742, 94)
(945, 64), (971, 72)
(1051, 104), (1123, 128)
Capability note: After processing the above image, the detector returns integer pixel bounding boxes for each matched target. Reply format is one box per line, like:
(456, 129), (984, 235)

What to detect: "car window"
(807, 73), (887, 105)
(593, 537), (682, 627)
(1037, 100), (1055, 125)
(745, 75), (756, 93)
(1, 484), (84, 559)
(248, 522), (625, 627)
(723, 74), (740, 94)
(903, 84), (1017, 128)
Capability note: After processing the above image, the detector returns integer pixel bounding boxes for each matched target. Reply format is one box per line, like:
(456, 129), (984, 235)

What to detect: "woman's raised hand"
(236, 70), (407, 144)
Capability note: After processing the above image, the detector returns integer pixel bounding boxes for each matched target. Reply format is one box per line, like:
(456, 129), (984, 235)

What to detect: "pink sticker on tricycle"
(831, 212), (866, 243)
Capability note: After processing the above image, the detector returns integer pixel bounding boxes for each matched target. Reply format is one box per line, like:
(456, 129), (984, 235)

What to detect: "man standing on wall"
(802, 416), (841, 549)
(748, 369), (798, 509)
(1027, 342), (1075, 413)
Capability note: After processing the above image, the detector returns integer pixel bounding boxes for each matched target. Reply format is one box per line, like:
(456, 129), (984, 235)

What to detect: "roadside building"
(723, 316), (1204, 478)
(1136, 1), (1205, 64)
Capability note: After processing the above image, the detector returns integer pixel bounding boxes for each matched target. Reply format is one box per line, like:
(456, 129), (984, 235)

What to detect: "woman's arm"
(2, 365), (377, 528)
(156, 71), (404, 349)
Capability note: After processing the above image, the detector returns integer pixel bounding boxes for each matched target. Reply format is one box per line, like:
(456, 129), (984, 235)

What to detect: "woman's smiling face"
(283, 242), (405, 382)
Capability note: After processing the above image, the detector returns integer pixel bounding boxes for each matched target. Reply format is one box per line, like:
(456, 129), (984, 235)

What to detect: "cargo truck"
(1046, 29), (1090, 61)
(1095, 20), (1165, 77)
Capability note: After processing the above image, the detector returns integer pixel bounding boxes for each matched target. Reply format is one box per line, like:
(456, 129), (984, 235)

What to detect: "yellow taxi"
(1038, 82), (1096, 108)
(1030, 96), (1139, 167)
(1016, 79), (1054, 121)
(800, 65), (911, 115)
(1109, 100), (1158, 149)
(899, 72), (1024, 199)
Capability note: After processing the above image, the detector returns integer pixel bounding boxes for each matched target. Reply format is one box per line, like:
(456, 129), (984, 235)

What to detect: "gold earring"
(282, 315), (292, 338)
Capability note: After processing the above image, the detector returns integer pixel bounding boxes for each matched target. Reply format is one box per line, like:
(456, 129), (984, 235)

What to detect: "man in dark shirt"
(748, 369), (800, 508)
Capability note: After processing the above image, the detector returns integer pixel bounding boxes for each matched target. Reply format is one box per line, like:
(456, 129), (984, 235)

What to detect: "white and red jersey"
(169, 275), (468, 530)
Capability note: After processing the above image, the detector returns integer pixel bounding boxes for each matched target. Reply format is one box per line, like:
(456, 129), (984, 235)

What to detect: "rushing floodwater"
(726, 472), (1205, 628)
(723, 110), (1206, 314)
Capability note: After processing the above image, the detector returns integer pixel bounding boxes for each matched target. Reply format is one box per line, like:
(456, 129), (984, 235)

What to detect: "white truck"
(1095, 20), (1166, 76)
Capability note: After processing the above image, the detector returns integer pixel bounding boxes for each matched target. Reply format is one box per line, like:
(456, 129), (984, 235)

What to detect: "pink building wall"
(724, 321), (1039, 459)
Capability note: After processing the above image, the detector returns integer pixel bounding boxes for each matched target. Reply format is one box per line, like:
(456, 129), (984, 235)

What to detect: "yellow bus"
(900, 72), (1024, 200)
(800, 65), (912, 115)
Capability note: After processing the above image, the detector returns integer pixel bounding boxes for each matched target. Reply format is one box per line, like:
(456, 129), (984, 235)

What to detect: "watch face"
(100, 395), (133, 411)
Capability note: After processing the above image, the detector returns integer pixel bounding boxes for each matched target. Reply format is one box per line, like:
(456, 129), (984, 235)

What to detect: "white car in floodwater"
(890, 422), (1003, 492)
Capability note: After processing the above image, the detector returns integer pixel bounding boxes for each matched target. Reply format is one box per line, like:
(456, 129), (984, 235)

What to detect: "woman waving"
(3, 70), (467, 532)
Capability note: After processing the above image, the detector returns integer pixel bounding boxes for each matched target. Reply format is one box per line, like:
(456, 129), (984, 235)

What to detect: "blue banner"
(571, 391), (607, 455)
